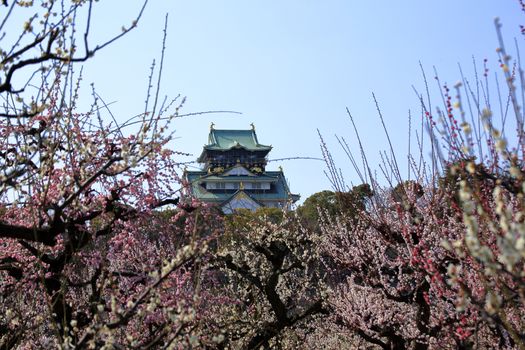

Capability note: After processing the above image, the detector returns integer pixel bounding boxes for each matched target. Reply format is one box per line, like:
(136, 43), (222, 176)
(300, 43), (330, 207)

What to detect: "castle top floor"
(197, 124), (272, 173)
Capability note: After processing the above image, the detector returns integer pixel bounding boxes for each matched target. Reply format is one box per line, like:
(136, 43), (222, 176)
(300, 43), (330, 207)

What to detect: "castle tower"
(183, 124), (299, 213)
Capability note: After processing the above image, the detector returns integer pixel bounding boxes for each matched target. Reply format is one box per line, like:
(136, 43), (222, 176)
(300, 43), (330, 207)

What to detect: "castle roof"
(184, 169), (298, 203)
(203, 129), (272, 152)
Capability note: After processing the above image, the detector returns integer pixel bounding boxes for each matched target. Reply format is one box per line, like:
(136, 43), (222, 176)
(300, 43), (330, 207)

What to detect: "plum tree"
(0, 1), (217, 348)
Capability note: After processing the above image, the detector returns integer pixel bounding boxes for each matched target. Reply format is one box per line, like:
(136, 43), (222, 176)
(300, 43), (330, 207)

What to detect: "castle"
(183, 124), (299, 213)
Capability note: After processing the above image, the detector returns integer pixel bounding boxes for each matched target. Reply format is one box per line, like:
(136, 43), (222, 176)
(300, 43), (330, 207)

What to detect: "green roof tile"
(183, 169), (299, 203)
(204, 129), (272, 151)
(200, 174), (278, 183)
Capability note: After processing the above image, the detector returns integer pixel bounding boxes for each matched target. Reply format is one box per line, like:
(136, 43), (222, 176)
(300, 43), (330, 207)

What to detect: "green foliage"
(296, 190), (337, 228)
(297, 184), (373, 229)
(221, 207), (284, 247)
(336, 183), (373, 214)
(391, 180), (423, 203)
(225, 207), (284, 229)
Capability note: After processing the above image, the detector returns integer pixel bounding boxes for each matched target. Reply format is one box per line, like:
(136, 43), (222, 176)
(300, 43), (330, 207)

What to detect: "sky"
(71, 1), (524, 203)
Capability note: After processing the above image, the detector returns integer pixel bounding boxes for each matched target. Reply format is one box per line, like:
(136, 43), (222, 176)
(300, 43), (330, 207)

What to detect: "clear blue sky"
(77, 1), (523, 202)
